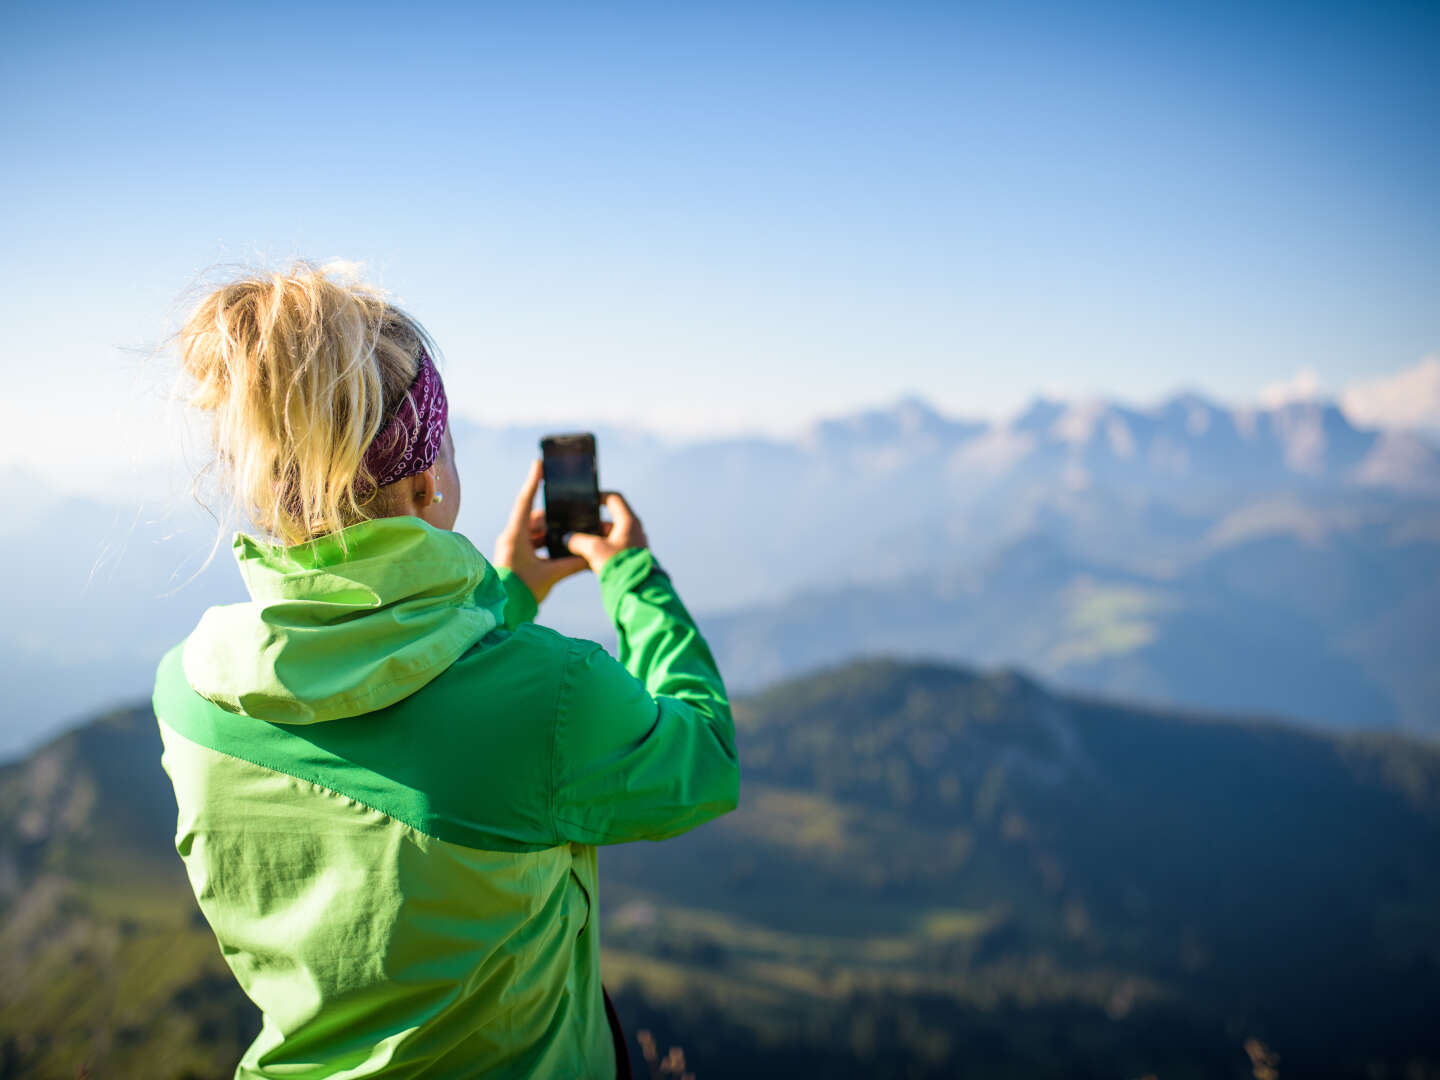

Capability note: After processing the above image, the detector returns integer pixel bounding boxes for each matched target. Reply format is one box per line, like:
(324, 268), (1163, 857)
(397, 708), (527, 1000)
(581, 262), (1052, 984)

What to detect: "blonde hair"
(176, 260), (442, 552)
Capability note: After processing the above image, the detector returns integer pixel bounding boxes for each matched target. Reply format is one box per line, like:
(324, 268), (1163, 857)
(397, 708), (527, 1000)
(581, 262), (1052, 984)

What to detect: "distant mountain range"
(5, 660), (1439, 1077)
(2, 389), (1437, 758)
(705, 497), (1440, 731)
(453, 390), (1440, 611)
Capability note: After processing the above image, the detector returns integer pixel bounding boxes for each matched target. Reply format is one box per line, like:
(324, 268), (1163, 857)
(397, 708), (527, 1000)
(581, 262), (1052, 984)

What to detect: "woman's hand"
(566, 491), (650, 574)
(492, 460), (587, 605)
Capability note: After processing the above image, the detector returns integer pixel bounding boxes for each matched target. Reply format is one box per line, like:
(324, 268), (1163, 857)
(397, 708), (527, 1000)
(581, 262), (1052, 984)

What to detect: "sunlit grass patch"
(1047, 577), (1176, 667)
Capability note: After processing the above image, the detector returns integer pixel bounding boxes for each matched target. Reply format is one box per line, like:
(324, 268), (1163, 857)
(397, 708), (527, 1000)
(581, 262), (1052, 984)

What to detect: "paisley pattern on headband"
(362, 345), (449, 488)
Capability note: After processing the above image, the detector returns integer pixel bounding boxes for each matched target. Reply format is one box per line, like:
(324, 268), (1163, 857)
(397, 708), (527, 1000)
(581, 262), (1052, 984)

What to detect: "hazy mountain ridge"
(5, 660), (1440, 1077)
(707, 499), (1440, 731)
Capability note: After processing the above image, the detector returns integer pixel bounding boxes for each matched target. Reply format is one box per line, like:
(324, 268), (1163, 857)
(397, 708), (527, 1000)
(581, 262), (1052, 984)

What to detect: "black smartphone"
(540, 433), (602, 558)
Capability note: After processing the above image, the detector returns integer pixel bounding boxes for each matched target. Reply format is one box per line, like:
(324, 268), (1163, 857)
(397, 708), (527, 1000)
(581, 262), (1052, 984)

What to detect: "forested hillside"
(3, 660), (1439, 1078)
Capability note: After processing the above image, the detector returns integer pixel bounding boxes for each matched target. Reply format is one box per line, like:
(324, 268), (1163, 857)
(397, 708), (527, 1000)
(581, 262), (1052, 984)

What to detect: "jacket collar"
(181, 514), (508, 724)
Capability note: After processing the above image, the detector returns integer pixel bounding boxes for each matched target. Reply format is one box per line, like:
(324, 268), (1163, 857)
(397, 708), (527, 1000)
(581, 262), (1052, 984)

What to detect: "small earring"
(432, 491), (444, 504)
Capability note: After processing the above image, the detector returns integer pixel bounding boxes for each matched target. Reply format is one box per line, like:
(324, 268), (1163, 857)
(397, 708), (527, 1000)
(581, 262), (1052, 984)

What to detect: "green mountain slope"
(3, 662), (1439, 1078)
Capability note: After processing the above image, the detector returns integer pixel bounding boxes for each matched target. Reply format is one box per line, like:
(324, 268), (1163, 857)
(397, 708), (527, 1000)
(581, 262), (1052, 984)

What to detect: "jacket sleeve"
(494, 566), (538, 629)
(551, 548), (739, 844)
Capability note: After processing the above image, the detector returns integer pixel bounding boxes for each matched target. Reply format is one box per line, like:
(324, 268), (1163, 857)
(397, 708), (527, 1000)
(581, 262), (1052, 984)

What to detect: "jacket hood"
(181, 515), (509, 724)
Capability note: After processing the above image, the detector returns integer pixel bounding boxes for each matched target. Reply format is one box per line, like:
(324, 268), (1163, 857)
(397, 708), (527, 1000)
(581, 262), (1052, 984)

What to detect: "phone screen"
(541, 433), (601, 557)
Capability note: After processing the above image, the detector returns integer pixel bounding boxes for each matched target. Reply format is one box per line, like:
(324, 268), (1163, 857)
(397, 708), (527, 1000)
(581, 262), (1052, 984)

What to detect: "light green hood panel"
(182, 515), (508, 724)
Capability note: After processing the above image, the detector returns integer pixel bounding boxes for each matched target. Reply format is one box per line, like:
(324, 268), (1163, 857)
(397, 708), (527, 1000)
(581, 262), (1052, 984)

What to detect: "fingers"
(600, 491), (636, 530)
(506, 459), (543, 536)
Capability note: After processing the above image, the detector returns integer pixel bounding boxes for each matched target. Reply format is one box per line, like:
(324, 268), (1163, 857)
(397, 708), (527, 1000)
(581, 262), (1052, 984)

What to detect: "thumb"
(601, 491), (635, 529)
(564, 530), (607, 566)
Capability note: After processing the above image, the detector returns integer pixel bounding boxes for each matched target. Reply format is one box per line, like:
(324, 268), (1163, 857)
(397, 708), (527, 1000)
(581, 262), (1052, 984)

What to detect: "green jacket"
(152, 514), (739, 1078)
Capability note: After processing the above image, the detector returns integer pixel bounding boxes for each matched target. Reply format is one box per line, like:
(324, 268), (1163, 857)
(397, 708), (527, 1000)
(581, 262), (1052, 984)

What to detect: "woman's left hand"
(493, 459), (588, 605)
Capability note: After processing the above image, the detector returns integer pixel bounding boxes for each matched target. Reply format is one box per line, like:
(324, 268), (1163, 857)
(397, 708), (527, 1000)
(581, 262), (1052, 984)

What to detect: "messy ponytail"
(177, 259), (439, 552)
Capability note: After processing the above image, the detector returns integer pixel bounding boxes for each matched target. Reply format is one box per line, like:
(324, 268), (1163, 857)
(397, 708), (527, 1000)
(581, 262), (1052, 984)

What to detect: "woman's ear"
(410, 469), (436, 511)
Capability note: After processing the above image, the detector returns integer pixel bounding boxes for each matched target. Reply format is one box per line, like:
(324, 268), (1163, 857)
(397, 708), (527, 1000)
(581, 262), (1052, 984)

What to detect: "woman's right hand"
(494, 460), (589, 604)
(567, 492), (650, 575)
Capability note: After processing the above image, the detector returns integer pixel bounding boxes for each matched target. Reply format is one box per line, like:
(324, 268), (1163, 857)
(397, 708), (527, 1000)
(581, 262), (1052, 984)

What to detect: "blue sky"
(2, 0), (1437, 489)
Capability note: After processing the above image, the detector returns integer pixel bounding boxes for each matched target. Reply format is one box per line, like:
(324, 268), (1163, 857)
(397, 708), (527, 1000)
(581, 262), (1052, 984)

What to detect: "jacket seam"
(160, 717), (434, 838)
(549, 642), (581, 846)
(552, 639), (617, 847)
(158, 716), (558, 854)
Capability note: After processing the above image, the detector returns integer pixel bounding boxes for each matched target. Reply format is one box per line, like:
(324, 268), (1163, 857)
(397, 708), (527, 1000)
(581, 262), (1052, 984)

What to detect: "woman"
(152, 262), (739, 1078)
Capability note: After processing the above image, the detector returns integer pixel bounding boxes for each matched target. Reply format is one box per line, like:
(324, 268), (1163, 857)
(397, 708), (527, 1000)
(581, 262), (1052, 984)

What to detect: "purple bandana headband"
(362, 345), (449, 488)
